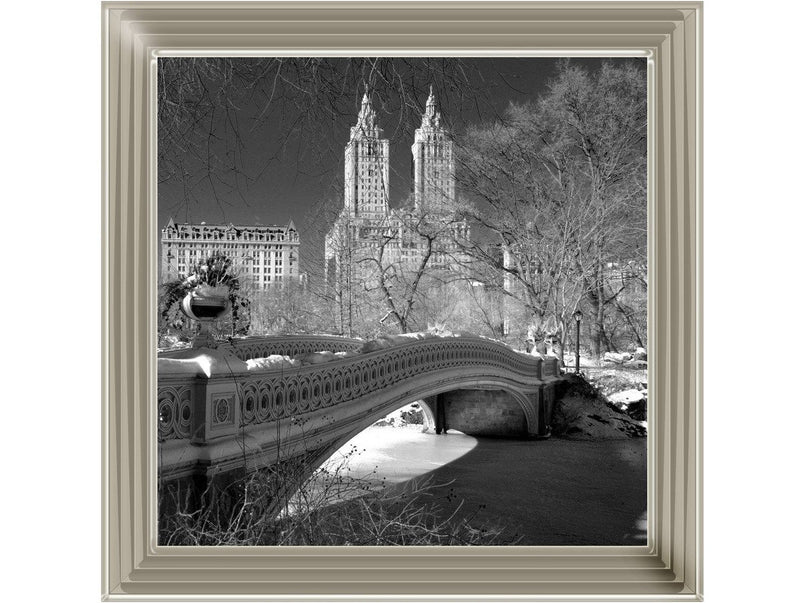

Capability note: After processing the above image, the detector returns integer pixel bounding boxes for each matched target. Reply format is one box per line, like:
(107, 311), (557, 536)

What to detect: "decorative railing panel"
(157, 384), (194, 441)
(232, 338), (555, 427)
(160, 335), (364, 362)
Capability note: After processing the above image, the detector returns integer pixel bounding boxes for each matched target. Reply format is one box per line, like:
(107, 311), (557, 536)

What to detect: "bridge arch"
(302, 377), (541, 479)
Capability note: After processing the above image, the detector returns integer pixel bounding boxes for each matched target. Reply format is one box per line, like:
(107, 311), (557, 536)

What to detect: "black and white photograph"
(156, 57), (648, 547)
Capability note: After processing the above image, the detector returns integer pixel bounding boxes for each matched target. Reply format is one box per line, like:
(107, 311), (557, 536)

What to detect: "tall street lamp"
(573, 310), (583, 374)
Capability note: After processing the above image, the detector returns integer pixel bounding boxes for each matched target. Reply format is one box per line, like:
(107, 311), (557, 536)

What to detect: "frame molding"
(102, 2), (702, 599)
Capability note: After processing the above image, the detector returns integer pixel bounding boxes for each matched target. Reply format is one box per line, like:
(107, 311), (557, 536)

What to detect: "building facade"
(160, 219), (301, 290)
(325, 87), (468, 287)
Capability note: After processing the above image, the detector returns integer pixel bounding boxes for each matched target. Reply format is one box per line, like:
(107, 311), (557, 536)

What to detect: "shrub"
(159, 445), (516, 546)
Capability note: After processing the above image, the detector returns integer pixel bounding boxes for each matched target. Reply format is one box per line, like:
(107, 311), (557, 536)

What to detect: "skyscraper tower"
(411, 86), (455, 210)
(326, 84), (469, 305)
(343, 89), (390, 217)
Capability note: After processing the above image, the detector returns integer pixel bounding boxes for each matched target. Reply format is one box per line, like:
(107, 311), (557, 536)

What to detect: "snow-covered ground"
(554, 355), (648, 438)
(322, 425), (477, 486)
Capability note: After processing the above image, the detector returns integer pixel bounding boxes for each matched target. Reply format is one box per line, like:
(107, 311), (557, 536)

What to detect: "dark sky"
(158, 57), (645, 270)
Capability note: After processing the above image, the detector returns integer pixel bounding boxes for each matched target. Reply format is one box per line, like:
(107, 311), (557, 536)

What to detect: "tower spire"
(412, 85), (453, 210)
(421, 84), (441, 127)
(344, 83), (390, 216)
(355, 84), (377, 131)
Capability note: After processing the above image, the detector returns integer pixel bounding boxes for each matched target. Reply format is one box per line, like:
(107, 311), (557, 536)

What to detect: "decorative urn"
(180, 285), (230, 348)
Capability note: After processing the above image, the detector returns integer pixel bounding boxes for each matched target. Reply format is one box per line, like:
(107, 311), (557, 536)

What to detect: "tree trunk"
(553, 339), (565, 369)
(587, 251), (614, 357)
(614, 300), (645, 348)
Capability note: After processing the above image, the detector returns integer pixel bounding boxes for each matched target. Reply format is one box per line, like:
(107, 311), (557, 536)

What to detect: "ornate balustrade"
(157, 335), (559, 444)
(237, 337), (558, 432)
(159, 334), (364, 362)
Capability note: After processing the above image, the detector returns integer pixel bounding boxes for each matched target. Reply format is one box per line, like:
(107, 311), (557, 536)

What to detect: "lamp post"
(573, 310), (583, 374)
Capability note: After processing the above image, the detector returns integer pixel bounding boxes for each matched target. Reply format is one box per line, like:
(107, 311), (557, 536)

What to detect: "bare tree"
(455, 111), (586, 357)
(454, 60), (647, 357)
(538, 61), (647, 355)
(353, 202), (470, 333)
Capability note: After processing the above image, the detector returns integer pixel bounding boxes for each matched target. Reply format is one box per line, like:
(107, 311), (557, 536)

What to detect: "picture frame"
(102, 1), (702, 600)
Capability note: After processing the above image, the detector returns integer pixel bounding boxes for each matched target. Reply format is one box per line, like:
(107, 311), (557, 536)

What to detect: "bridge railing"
(157, 336), (560, 445)
(159, 334), (364, 362)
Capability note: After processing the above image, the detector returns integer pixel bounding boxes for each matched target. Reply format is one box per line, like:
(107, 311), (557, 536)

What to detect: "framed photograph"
(103, 1), (702, 599)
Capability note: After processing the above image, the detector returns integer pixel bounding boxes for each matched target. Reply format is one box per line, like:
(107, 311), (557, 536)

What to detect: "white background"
(1, 0), (801, 601)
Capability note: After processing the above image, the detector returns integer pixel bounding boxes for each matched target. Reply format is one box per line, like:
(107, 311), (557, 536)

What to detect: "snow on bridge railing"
(157, 334), (560, 443)
(159, 334), (364, 362)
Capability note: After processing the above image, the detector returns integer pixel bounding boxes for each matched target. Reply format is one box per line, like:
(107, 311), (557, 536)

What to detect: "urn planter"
(181, 286), (231, 348)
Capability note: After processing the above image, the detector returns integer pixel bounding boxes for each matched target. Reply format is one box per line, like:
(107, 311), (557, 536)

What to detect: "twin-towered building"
(325, 87), (468, 285)
(161, 86), (467, 291)
(340, 86), (455, 218)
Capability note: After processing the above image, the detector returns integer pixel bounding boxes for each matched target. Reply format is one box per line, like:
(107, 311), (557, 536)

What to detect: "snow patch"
(246, 355), (301, 370)
(239, 331), (521, 372)
(603, 351), (632, 364)
(297, 351), (335, 365)
(159, 347), (248, 377)
(607, 389), (646, 406)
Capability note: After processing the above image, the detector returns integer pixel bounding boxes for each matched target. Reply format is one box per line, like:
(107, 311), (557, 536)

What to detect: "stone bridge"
(157, 334), (564, 492)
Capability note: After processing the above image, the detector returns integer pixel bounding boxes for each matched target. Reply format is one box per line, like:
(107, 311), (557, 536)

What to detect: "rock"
(626, 399), (647, 421)
(633, 347), (648, 361)
(603, 351), (632, 364)
(608, 389), (645, 405)
(556, 373), (599, 399)
(623, 359), (648, 369)
(606, 389), (648, 421)
(551, 395), (647, 439)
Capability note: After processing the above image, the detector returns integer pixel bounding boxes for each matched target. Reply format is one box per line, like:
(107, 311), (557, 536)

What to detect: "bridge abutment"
(425, 384), (557, 439)
(434, 389), (530, 437)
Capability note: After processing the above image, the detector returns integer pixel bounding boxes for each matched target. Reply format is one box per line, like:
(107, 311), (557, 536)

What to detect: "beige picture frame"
(102, 1), (702, 600)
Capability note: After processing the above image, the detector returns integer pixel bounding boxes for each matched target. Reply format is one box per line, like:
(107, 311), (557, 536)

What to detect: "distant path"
(336, 427), (647, 546)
